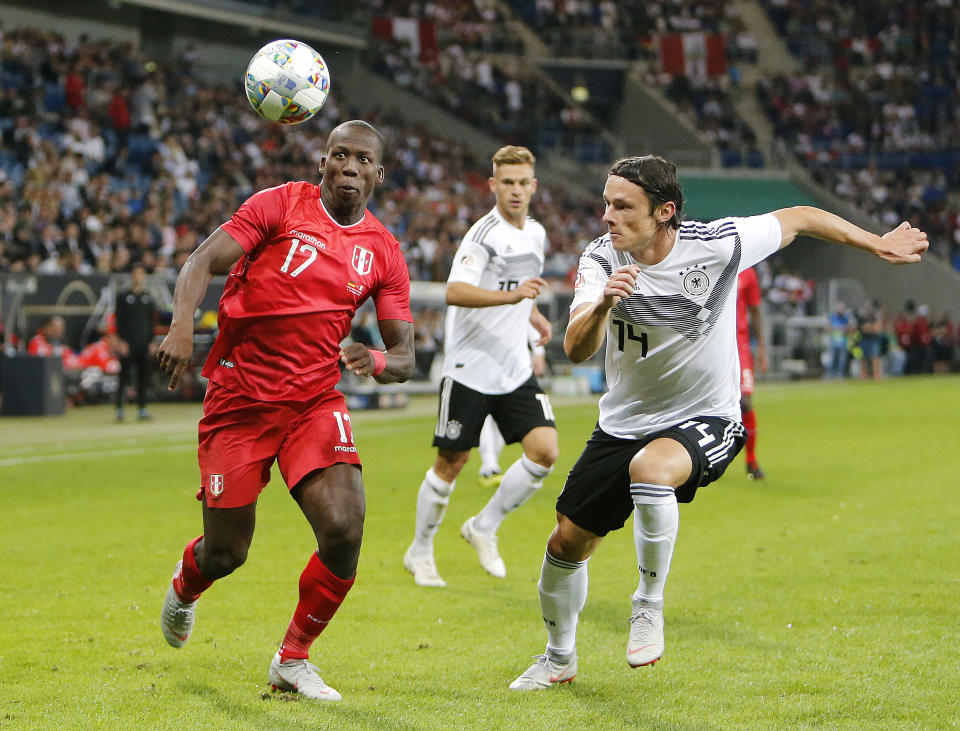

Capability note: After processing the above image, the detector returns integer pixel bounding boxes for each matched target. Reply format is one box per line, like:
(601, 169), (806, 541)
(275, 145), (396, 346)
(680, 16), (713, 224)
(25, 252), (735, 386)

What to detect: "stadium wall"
(613, 77), (714, 168)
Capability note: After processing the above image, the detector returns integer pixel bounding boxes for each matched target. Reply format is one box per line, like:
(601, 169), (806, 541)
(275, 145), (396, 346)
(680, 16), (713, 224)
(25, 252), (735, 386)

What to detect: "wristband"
(369, 348), (387, 376)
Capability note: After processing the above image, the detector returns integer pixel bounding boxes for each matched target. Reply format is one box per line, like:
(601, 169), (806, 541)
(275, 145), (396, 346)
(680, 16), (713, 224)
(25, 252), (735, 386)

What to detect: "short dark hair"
(609, 155), (684, 229)
(326, 119), (385, 160)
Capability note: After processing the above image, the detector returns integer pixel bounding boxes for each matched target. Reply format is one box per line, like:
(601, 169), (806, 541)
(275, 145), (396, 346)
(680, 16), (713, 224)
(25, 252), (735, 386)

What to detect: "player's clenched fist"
(600, 264), (640, 310)
(878, 221), (928, 264)
(340, 343), (377, 377)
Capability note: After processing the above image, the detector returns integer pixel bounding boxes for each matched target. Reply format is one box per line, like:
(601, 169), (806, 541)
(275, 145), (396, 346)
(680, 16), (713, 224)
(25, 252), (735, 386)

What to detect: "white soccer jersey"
(442, 206), (547, 394)
(570, 214), (782, 438)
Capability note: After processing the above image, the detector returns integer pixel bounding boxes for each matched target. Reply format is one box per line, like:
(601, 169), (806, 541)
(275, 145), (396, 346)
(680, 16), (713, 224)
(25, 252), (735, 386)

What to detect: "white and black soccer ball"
(244, 39), (331, 125)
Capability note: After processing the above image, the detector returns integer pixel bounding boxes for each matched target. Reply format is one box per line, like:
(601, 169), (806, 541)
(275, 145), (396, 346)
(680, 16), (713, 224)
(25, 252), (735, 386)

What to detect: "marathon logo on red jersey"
(289, 229), (327, 249)
(352, 246), (374, 275)
(209, 474), (224, 499)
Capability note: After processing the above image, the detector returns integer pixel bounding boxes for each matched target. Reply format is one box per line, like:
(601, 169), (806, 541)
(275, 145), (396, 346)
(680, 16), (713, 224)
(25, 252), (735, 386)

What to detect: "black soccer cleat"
(746, 462), (765, 480)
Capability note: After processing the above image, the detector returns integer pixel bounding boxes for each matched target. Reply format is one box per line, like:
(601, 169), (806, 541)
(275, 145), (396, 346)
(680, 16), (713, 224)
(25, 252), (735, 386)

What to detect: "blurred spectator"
(825, 301), (850, 380)
(930, 311), (955, 374)
(767, 267), (814, 315)
(412, 307), (442, 380)
(349, 310), (378, 348)
(855, 300), (883, 380)
(27, 315), (78, 369)
(910, 304), (932, 375)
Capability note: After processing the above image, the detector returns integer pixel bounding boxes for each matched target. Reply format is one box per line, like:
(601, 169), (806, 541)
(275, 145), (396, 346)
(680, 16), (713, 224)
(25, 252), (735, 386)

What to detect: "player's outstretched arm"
(157, 228), (244, 390)
(446, 278), (547, 308)
(340, 319), (414, 384)
(772, 206), (928, 263)
(564, 264), (638, 363)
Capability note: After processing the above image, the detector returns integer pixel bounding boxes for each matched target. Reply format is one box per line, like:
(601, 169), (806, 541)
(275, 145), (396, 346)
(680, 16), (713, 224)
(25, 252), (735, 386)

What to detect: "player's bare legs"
(740, 394), (763, 480)
(196, 502), (258, 579)
(510, 514), (600, 690)
(270, 463), (364, 701)
(466, 426), (557, 577)
(293, 463), (365, 578)
(626, 438), (691, 667)
(161, 502), (256, 648)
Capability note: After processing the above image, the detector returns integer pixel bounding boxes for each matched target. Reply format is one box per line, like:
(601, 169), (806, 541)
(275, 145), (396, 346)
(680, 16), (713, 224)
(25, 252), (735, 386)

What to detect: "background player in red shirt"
(156, 120), (414, 701)
(27, 315), (78, 369)
(737, 267), (767, 480)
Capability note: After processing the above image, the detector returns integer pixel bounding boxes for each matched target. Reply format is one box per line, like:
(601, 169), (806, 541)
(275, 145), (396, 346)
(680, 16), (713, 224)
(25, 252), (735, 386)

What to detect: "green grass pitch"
(1, 376), (958, 729)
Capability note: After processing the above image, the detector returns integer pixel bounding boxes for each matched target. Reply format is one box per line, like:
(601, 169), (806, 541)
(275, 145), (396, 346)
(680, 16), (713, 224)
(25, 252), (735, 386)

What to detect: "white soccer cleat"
(160, 560), (197, 648)
(626, 600), (664, 667)
(509, 654), (578, 690)
(268, 651), (342, 701)
(403, 546), (446, 587)
(460, 516), (506, 578)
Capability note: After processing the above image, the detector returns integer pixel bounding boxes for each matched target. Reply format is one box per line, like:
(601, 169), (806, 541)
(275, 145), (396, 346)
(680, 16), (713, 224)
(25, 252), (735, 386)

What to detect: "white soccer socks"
(410, 468), (456, 556)
(538, 551), (588, 661)
(478, 417), (505, 476)
(630, 482), (679, 606)
(473, 454), (551, 535)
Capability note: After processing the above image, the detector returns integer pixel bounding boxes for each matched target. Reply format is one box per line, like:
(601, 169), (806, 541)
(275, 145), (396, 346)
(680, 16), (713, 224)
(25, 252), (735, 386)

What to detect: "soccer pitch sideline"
(1, 377), (957, 730)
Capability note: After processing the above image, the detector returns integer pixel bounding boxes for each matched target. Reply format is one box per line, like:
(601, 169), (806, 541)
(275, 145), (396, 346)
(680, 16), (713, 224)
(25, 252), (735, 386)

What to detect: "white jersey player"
(510, 154), (927, 690)
(404, 146), (559, 588)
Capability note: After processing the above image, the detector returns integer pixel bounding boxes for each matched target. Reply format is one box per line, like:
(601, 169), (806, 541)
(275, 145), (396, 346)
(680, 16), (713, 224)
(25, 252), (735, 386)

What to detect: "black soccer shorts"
(431, 374), (556, 451)
(556, 416), (746, 536)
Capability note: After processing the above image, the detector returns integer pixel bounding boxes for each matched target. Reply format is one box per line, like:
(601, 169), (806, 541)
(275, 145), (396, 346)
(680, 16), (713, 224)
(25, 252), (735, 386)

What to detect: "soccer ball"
(244, 39), (331, 125)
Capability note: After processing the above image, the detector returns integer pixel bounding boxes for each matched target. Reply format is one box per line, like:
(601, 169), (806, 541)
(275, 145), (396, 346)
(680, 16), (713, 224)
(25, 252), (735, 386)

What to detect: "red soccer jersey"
(203, 181), (412, 401)
(736, 267), (761, 346)
(28, 334), (77, 369)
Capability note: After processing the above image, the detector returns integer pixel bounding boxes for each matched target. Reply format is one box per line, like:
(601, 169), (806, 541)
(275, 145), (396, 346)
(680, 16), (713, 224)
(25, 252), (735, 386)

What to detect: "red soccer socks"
(173, 535), (213, 603)
(279, 553), (355, 661)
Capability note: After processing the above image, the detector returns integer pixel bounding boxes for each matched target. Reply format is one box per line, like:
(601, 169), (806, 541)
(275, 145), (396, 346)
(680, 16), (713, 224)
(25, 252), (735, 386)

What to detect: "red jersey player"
(156, 120), (414, 701)
(737, 266), (767, 480)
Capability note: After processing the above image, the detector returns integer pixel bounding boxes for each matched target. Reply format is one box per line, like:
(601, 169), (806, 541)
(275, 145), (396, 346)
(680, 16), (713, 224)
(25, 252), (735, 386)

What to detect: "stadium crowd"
(494, 0), (960, 268)
(755, 0), (960, 270)
(0, 25), (601, 283)
(366, 2), (610, 163)
(1, 11), (957, 391)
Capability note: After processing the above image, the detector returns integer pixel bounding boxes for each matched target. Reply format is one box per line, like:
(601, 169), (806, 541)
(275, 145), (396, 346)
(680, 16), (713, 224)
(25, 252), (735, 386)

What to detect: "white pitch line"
(0, 421), (427, 467)
(0, 443), (195, 467)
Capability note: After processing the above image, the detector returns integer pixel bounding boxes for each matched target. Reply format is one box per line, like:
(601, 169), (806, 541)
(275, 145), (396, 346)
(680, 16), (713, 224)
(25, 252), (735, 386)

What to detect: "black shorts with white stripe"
(431, 374), (555, 451)
(556, 417), (746, 536)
